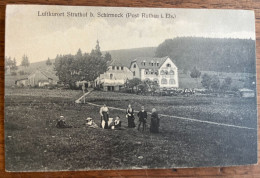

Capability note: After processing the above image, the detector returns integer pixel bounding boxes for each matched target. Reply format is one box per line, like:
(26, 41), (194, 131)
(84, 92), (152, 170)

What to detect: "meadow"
(4, 88), (257, 171)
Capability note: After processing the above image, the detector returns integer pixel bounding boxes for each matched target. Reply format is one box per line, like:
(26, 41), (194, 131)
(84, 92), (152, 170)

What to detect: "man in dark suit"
(137, 106), (147, 131)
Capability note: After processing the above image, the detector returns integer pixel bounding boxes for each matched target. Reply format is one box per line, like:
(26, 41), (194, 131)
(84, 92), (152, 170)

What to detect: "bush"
(231, 86), (239, 92)
(11, 72), (17, 76)
(94, 87), (101, 91)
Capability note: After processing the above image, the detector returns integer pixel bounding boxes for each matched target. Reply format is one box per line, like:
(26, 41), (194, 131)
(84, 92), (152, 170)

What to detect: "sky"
(5, 5), (256, 64)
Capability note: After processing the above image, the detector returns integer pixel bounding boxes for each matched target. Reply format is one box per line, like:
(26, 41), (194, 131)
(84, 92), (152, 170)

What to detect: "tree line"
(155, 37), (256, 73)
(5, 55), (30, 75)
(54, 41), (111, 89)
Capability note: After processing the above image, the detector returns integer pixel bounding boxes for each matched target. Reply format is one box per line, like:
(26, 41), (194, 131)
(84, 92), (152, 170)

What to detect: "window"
(161, 78), (167, 84)
(133, 71), (135, 76)
(169, 70), (174, 75)
(165, 71), (168, 75)
(157, 62), (159, 66)
(117, 66), (119, 70)
(112, 66), (115, 70)
(151, 63), (153, 66)
(133, 64), (136, 68)
(155, 70), (158, 75)
(145, 70), (149, 75)
(110, 74), (113, 79)
(121, 67), (124, 70)
(169, 79), (175, 84)
(160, 70), (165, 75)
(166, 63), (171, 67)
(153, 78), (159, 84)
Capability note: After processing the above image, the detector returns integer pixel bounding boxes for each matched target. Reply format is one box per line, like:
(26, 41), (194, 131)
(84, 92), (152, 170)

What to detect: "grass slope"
(4, 88), (257, 171)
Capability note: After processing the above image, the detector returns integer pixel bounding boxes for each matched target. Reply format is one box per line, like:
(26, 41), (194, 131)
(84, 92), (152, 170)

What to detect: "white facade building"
(129, 56), (179, 88)
(95, 63), (133, 91)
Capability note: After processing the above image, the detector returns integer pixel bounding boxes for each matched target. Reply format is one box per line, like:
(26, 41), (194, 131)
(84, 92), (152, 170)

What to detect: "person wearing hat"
(86, 117), (98, 128)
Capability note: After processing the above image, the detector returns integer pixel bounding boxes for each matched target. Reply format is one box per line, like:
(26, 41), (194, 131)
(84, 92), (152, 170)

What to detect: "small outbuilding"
(15, 78), (28, 87)
(239, 88), (255, 98)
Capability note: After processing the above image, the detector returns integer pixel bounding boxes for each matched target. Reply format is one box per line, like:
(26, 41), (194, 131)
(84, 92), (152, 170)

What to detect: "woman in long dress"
(100, 104), (109, 129)
(150, 108), (160, 133)
(126, 104), (135, 128)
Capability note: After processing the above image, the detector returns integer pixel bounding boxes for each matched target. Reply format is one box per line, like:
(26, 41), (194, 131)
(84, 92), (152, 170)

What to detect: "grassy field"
(4, 88), (257, 171)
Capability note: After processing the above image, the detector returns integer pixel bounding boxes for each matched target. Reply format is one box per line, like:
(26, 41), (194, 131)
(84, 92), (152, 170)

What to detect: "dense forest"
(155, 37), (256, 73)
(106, 47), (156, 67)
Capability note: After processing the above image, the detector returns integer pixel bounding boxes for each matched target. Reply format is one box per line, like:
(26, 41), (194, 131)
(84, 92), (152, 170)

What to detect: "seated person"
(56, 116), (72, 128)
(112, 116), (121, 129)
(108, 117), (114, 129)
(85, 117), (99, 128)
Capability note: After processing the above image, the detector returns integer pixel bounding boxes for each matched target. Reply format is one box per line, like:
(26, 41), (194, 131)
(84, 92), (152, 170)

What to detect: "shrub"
(11, 72), (17, 76)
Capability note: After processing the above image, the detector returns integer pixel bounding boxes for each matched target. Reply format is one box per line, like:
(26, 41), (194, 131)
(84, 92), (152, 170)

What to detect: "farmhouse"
(95, 61), (133, 91)
(28, 69), (58, 87)
(129, 56), (179, 88)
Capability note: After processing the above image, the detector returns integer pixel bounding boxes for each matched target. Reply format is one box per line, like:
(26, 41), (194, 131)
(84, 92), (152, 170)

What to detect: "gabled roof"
(109, 59), (125, 67)
(130, 56), (172, 69)
(29, 69), (59, 81)
(39, 69), (58, 81)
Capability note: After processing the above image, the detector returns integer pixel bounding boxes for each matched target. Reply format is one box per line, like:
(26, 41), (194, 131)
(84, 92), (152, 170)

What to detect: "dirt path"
(75, 88), (93, 103)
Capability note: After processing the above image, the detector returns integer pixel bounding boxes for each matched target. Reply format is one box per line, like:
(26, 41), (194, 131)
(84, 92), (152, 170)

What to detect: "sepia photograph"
(4, 5), (257, 171)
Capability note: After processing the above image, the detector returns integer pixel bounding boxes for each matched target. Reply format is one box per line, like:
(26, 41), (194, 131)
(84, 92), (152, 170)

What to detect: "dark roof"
(109, 60), (125, 67)
(31, 69), (58, 81)
(130, 56), (170, 69)
(39, 69), (59, 81)
(15, 77), (28, 82)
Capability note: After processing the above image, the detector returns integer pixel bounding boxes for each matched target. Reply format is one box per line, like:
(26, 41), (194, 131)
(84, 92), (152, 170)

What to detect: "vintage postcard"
(5, 5), (257, 171)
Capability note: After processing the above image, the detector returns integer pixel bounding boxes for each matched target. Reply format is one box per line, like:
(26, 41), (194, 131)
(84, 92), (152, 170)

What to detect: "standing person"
(100, 104), (109, 129)
(126, 104), (135, 128)
(150, 108), (160, 133)
(137, 106), (147, 131)
(82, 84), (86, 94)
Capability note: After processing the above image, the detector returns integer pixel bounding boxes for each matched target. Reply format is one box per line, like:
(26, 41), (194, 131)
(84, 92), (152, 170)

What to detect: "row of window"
(144, 78), (176, 85)
(112, 66), (124, 70)
(133, 63), (172, 68)
(133, 70), (175, 77)
(144, 70), (175, 75)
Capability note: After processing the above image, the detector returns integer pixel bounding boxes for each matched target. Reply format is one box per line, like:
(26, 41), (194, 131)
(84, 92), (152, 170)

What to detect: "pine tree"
(46, 57), (52, 66)
(21, 55), (30, 67)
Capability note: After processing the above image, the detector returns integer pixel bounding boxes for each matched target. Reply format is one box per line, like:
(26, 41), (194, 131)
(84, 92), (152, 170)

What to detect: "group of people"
(56, 103), (160, 133)
(100, 104), (160, 133)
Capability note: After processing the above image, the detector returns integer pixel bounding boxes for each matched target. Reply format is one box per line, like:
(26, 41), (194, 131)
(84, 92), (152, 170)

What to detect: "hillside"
(106, 47), (156, 67)
(12, 47), (156, 74)
(10, 37), (256, 75)
(155, 37), (256, 73)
